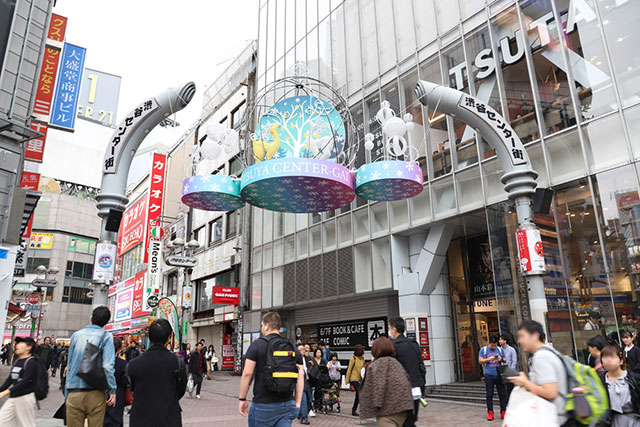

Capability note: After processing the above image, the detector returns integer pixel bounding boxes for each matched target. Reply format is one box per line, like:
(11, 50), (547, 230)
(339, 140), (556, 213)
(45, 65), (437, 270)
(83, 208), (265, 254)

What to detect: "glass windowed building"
(247, 0), (640, 385)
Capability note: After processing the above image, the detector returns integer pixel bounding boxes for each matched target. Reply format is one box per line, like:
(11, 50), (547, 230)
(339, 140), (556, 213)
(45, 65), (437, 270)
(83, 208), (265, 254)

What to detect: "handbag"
(187, 376), (194, 393)
(125, 387), (133, 406)
(501, 386), (559, 427)
(76, 330), (108, 390)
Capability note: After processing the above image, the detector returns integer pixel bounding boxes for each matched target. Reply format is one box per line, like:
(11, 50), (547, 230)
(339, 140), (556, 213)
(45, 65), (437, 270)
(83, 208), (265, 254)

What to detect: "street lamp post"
(168, 238), (200, 344)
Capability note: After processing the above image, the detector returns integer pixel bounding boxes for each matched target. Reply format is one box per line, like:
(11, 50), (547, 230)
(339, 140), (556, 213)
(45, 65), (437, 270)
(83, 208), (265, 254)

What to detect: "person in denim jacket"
(65, 306), (117, 427)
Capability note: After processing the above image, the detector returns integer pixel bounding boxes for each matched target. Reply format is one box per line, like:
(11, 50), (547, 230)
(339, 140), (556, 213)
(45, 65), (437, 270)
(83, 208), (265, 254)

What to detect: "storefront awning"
(6, 302), (26, 325)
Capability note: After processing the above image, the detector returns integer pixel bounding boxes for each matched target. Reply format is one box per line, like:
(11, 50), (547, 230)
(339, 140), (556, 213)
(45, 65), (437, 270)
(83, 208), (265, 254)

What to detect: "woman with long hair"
(205, 345), (214, 380)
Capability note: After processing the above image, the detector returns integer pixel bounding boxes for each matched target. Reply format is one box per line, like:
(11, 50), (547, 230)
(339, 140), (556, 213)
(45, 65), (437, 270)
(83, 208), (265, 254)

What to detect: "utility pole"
(92, 83), (195, 307)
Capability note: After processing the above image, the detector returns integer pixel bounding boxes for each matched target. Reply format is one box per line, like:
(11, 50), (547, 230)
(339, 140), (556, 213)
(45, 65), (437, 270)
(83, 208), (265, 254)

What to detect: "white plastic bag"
(502, 386), (558, 427)
(187, 376), (194, 394)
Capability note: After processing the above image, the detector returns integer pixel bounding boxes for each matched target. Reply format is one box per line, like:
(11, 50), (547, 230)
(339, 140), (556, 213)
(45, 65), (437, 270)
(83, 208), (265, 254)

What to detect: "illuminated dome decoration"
(181, 175), (244, 211)
(355, 101), (424, 201)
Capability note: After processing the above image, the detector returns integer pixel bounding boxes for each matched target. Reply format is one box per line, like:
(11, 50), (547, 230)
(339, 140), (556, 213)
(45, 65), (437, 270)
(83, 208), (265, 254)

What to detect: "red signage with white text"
(212, 287), (240, 305)
(32, 13), (66, 117)
(516, 228), (546, 275)
(132, 270), (150, 318)
(143, 153), (166, 263)
(26, 122), (48, 162)
(118, 195), (148, 256)
(20, 172), (40, 191)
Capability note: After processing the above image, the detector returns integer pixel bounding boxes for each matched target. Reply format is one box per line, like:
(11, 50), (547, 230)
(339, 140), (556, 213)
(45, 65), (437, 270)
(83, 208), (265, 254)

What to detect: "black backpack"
(261, 335), (298, 394)
(23, 356), (48, 400)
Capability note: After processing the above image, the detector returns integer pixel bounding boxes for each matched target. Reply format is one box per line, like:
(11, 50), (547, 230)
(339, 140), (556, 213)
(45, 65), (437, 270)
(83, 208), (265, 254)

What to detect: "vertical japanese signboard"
(47, 13), (68, 42)
(117, 196), (147, 256)
(222, 334), (235, 370)
(144, 153), (166, 262)
(19, 172), (40, 191)
(26, 122), (48, 162)
(132, 270), (151, 318)
(49, 43), (86, 131)
(32, 13), (67, 118)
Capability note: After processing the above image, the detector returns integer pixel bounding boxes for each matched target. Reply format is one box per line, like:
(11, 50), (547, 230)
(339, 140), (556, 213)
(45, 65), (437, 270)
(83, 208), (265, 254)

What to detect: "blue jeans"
(299, 381), (311, 421)
(304, 381), (313, 412)
(249, 400), (298, 427)
(484, 374), (507, 412)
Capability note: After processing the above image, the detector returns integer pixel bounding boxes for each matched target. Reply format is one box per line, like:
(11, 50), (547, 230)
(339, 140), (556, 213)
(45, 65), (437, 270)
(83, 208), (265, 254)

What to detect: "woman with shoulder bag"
(104, 337), (129, 427)
(205, 345), (214, 380)
(359, 337), (414, 427)
(345, 344), (365, 417)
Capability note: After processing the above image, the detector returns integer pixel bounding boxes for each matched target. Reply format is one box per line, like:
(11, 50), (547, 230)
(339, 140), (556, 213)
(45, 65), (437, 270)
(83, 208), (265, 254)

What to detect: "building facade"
(247, 0), (640, 385)
(189, 41), (255, 369)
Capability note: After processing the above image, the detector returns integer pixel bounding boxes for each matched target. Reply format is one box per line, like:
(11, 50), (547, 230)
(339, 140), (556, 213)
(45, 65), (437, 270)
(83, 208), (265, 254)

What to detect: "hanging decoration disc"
(355, 161), (424, 202)
(181, 175), (244, 211)
(240, 157), (354, 213)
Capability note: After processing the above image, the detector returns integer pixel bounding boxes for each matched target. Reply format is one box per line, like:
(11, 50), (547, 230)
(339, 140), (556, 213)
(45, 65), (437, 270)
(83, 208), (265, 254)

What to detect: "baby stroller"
(312, 365), (341, 414)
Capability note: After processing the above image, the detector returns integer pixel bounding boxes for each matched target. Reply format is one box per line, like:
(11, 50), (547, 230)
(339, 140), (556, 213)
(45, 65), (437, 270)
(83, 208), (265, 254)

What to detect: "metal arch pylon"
(415, 80), (549, 337)
(92, 82), (196, 307)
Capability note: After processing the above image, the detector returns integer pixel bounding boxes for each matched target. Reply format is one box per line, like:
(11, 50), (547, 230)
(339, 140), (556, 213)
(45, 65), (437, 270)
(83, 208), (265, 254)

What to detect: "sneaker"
(500, 410), (506, 420)
(300, 421), (310, 425)
(308, 410), (316, 418)
(196, 395), (201, 399)
(352, 410), (359, 417)
(487, 410), (494, 421)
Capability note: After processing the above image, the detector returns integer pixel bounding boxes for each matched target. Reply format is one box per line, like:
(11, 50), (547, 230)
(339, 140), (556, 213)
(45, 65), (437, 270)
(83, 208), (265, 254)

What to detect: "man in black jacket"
(35, 336), (52, 370)
(388, 317), (426, 427)
(188, 341), (208, 399)
(125, 341), (140, 362)
(127, 319), (187, 427)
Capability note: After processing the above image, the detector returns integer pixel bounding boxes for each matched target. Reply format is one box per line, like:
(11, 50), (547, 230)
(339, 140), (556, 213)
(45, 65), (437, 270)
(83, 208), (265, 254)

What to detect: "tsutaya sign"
(447, 0), (622, 91)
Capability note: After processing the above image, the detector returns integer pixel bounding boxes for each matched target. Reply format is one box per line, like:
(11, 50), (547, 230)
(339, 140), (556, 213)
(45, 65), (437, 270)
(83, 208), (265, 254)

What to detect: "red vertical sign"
(222, 334), (234, 370)
(47, 14), (68, 42)
(132, 270), (150, 318)
(26, 122), (47, 162)
(19, 172), (40, 191)
(144, 153), (166, 263)
(32, 48), (61, 117)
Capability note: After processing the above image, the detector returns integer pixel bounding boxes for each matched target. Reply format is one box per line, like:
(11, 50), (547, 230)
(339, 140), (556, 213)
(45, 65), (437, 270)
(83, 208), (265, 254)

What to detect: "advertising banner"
(49, 43), (86, 130)
(92, 242), (117, 282)
(222, 333), (234, 369)
(14, 236), (28, 277)
(115, 288), (133, 322)
(182, 285), (193, 308)
(108, 274), (135, 297)
(19, 172), (40, 191)
(76, 68), (121, 127)
(145, 220), (162, 311)
(26, 122), (48, 162)
(317, 317), (387, 350)
(467, 234), (495, 301)
(47, 13), (68, 42)
(32, 47), (62, 118)
(29, 233), (53, 249)
(144, 153), (166, 263)
(132, 270), (150, 318)
(212, 286), (240, 305)
(516, 228), (546, 275)
(118, 195), (147, 256)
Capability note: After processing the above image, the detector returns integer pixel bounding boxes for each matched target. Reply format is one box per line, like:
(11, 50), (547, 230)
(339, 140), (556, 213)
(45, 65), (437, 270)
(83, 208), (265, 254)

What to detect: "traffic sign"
(26, 293), (41, 304)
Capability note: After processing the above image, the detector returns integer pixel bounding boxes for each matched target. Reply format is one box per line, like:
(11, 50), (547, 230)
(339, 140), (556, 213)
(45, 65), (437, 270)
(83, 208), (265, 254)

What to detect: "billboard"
(118, 195), (147, 256)
(49, 43), (86, 131)
(93, 242), (117, 282)
(29, 233), (53, 249)
(114, 288), (134, 322)
(76, 69), (121, 127)
(19, 172), (40, 191)
(144, 153), (166, 262)
(212, 287), (240, 305)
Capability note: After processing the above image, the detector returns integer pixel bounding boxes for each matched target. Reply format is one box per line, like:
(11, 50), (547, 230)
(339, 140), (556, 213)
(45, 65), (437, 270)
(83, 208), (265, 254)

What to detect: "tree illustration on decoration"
(252, 96), (345, 161)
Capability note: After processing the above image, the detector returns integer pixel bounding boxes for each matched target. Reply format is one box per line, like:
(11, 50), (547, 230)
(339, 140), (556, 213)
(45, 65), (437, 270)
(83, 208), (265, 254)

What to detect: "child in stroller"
(312, 364), (341, 414)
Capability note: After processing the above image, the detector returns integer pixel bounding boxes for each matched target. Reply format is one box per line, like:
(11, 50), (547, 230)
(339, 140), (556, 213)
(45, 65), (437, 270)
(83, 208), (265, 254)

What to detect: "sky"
(40, 0), (259, 188)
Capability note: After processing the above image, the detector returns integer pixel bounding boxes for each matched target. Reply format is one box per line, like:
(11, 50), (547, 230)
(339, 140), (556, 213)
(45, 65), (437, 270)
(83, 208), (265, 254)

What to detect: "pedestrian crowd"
(1, 307), (640, 427)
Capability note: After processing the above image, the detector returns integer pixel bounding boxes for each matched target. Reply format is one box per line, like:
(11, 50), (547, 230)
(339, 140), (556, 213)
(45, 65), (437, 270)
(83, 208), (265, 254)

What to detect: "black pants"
(484, 374), (507, 412)
(193, 372), (203, 395)
(351, 380), (360, 413)
(402, 400), (420, 427)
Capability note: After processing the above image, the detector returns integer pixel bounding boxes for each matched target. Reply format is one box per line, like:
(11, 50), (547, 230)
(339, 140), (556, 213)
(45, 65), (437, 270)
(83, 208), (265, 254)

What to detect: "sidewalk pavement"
(0, 363), (496, 426)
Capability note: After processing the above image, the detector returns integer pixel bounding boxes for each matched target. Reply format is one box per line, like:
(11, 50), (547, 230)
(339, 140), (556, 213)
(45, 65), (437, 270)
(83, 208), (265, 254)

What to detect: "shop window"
(209, 219), (222, 245)
(520, 1), (577, 136)
(400, 67), (427, 178)
(62, 260), (94, 304)
(196, 271), (234, 312)
(489, 6), (540, 145)
(226, 210), (240, 239)
(194, 226), (206, 249)
(68, 238), (97, 255)
(26, 250), (50, 275)
(595, 0), (640, 108)
(420, 56), (451, 178)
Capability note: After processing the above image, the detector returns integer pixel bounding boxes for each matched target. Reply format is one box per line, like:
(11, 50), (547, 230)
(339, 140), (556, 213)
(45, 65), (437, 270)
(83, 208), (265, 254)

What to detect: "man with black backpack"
(65, 306), (117, 427)
(0, 337), (47, 426)
(239, 311), (305, 427)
